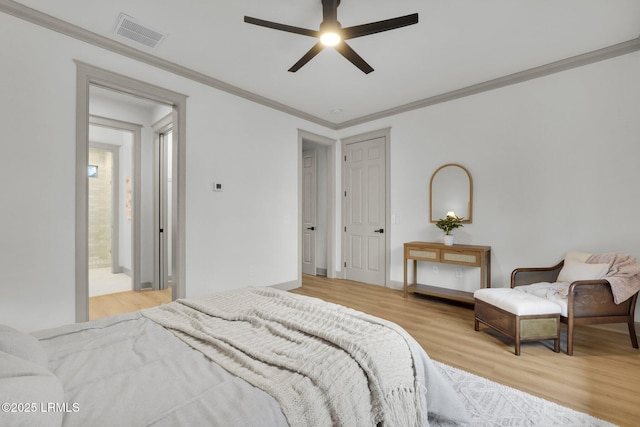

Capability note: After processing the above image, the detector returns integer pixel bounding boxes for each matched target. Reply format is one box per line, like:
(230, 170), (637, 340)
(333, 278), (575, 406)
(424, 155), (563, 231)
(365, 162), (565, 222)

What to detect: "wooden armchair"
(511, 260), (639, 355)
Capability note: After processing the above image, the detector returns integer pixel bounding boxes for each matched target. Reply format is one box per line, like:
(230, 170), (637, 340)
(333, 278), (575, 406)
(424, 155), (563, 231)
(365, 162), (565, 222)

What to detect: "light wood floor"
(88, 276), (639, 425)
(89, 288), (172, 320)
(293, 275), (640, 427)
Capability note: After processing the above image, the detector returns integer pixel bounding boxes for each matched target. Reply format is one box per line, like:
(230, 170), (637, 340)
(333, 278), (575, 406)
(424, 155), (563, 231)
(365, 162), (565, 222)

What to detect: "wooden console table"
(404, 241), (491, 304)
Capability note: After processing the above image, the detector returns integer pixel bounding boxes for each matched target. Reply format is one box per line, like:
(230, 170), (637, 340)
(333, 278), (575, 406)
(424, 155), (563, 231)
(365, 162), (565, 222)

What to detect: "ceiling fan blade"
(334, 41), (374, 74)
(321, 0), (340, 24)
(288, 42), (326, 72)
(342, 13), (418, 39)
(244, 16), (319, 38)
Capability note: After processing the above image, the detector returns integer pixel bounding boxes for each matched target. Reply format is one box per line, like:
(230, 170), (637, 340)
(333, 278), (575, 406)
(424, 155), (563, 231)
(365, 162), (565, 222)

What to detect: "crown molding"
(2, 0), (639, 131)
(0, 0), (337, 129)
(334, 36), (640, 129)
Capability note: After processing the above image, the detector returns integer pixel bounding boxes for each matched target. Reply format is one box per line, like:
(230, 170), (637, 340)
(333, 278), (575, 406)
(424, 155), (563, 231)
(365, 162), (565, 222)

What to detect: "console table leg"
(403, 258), (408, 298)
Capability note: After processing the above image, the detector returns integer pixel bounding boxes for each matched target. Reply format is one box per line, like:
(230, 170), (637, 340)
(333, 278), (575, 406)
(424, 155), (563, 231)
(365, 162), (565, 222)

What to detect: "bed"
(1, 287), (469, 426)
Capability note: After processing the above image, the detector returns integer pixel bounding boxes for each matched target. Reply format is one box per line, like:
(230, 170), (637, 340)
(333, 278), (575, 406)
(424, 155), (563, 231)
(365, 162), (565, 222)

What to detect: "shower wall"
(88, 148), (112, 268)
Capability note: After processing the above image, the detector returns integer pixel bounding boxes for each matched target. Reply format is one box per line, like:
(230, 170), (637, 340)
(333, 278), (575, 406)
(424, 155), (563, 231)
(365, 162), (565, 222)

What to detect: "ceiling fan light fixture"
(320, 31), (341, 46)
(244, 0), (418, 73)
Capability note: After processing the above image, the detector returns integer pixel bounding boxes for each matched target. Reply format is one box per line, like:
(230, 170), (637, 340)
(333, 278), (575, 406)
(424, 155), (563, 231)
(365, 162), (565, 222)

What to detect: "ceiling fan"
(244, 0), (418, 74)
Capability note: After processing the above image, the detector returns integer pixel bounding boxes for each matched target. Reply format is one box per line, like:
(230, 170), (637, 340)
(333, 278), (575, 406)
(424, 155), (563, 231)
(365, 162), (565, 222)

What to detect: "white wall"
(337, 51), (640, 296)
(0, 11), (329, 332)
(2, 9), (639, 332)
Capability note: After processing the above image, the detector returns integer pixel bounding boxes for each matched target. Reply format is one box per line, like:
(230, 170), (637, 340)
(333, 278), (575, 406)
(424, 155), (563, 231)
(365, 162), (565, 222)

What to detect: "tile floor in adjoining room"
(89, 267), (132, 296)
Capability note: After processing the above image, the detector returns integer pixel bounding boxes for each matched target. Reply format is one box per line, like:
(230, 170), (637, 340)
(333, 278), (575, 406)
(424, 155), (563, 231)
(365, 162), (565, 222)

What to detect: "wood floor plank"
(89, 288), (171, 320)
(293, 275), (640, 427)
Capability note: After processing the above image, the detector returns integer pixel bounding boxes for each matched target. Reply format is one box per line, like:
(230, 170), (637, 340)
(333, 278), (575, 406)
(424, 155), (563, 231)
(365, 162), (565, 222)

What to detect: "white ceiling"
(9, 0), (640, 127)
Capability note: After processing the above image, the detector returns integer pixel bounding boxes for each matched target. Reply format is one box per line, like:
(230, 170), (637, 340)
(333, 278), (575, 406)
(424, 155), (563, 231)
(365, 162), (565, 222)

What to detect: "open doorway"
(298, 130), (337, 281)
(87, 87), (173, 319)
(301, 143), (326, 276)
(88, 134), (129, 296)
(76, 62), (187, 322)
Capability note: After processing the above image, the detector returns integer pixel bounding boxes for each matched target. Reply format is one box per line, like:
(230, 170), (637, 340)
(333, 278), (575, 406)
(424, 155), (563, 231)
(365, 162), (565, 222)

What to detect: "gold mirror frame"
(430, 163), (473, 223)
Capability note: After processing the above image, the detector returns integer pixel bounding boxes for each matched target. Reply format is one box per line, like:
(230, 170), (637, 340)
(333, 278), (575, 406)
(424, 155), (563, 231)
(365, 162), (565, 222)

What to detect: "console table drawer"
(442, 250), (480, 266)
(408, 248), (440, 261)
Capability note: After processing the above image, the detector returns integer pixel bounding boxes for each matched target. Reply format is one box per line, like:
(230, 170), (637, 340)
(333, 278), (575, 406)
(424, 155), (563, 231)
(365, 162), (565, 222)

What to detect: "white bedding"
(143, 287), (425, 426)
(34, 312), (288, 427)
(10, 288), (470, 427)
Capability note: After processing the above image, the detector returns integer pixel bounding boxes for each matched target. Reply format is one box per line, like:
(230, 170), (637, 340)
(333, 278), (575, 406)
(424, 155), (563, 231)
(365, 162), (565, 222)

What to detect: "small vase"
(443, 235), (454, 246)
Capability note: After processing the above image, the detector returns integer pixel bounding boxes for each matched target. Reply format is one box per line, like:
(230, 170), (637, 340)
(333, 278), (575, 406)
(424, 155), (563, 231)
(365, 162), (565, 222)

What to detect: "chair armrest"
(567, 280), (631, 317)
(510, 261), (564, 288)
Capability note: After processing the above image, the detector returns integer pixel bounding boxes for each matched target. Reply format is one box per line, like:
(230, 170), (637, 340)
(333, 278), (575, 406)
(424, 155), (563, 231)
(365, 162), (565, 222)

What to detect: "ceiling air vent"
(113, 13), (166, 49)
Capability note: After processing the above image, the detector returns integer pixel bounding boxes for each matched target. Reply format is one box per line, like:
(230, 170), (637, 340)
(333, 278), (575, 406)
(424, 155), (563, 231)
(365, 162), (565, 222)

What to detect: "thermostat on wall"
(211, 182), (223, 192)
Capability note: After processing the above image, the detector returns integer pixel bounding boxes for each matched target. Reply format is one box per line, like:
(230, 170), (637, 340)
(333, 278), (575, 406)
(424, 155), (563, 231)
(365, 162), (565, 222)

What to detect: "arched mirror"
(430, 163), (473, 223)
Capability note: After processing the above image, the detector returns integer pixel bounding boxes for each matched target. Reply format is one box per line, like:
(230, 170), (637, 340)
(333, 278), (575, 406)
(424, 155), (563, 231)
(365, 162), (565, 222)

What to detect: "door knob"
(374, 228), (384, 233)
(306, 226), (316, 230)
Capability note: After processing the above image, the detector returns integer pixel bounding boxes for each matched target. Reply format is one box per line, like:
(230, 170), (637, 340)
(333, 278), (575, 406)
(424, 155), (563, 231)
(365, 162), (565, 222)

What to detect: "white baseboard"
(388, 280), (404, 291)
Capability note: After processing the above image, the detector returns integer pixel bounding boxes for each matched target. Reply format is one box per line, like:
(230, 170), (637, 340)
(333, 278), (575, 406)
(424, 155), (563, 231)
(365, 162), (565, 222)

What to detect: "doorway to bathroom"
(76, 62), (187, 322)
(87, 137), (132, 297)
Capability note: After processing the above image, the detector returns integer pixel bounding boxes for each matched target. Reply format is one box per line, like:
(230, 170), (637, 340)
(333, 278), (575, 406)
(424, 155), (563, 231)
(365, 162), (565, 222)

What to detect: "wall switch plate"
(211, 182), (223, 192)
(455, 268), (463, 278)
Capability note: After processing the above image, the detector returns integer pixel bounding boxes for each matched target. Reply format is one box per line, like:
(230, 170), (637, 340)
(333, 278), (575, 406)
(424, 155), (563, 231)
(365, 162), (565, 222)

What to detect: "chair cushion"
(513, 283), (569, 317)
(474, 288), (561, 316)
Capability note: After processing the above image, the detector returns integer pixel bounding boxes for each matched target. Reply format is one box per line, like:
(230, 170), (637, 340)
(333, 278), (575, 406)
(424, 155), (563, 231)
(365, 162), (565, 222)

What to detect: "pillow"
(0, 351), (64, 427)
(564, 250), (592, 263)
(557, 258), (609, 283)
(0, 325), (49, 368)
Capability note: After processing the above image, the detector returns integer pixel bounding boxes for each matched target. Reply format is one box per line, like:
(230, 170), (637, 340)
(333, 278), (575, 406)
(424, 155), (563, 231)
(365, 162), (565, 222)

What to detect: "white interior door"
(302, 150), (317, 275)
(159, 130), (169, 290)
(344, 136), (386, 286)
(154, 125), (173, 291)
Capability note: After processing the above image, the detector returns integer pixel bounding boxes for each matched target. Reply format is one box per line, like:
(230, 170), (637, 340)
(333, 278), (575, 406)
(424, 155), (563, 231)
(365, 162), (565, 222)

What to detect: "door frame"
(75, 61), (187, 322)
(298, 130), (337, 280)
(340, 128), (391, 286)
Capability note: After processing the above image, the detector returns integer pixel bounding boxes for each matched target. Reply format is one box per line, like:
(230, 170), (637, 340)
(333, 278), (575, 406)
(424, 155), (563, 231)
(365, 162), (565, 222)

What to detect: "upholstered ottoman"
(474, 288), (561, 355)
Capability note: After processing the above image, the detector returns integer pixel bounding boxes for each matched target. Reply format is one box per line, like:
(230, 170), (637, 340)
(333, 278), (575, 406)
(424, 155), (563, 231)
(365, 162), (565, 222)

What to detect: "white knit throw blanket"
(142, 287), (421, 427)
